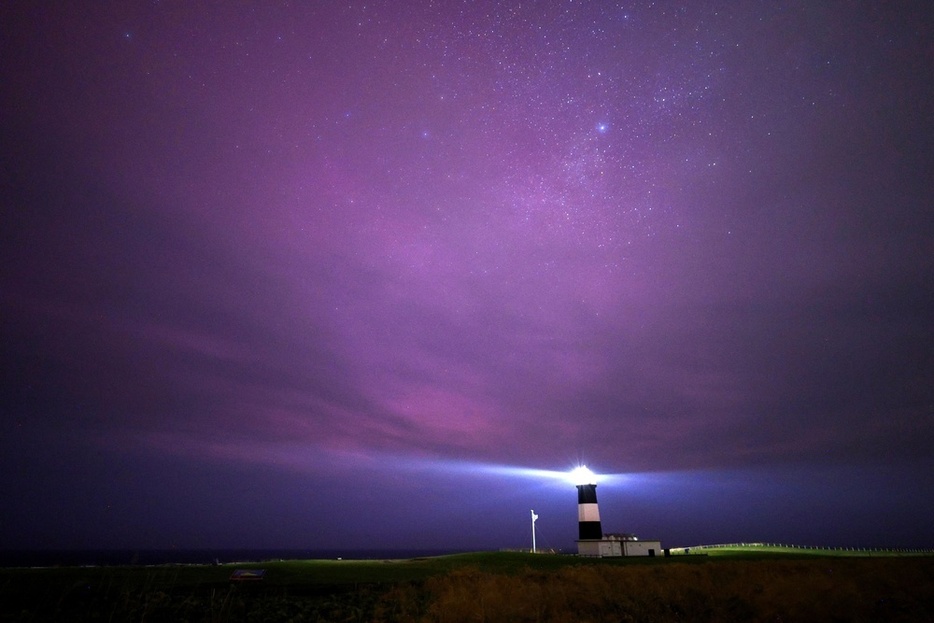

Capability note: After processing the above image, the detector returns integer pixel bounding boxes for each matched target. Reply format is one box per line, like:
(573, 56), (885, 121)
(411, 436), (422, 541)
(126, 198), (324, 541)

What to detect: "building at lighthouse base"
(577, 534), (662, 557)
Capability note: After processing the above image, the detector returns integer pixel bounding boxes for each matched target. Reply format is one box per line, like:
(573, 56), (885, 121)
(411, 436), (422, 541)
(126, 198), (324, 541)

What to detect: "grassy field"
(670, 542), (934, 558)
(1, 549), (932, 621)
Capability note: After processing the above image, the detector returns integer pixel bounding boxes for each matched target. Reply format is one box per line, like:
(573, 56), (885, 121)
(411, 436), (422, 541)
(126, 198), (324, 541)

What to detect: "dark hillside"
(2, 553), (932, 621)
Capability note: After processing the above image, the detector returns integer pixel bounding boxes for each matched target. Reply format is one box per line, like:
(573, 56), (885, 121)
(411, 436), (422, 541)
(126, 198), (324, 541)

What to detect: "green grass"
(669, 543), (933, 558)
(1, 546), (929, 590)
(0, 551), (661, 588)
(2, 549), (932, 621)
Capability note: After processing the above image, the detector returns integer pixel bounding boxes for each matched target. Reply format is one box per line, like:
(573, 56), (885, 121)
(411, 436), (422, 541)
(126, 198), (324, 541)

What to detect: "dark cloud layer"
(2, 2), (933, 551)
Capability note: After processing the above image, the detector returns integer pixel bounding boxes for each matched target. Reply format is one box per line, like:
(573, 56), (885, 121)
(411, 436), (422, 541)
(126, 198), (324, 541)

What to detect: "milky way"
(2, 2), (932, 550)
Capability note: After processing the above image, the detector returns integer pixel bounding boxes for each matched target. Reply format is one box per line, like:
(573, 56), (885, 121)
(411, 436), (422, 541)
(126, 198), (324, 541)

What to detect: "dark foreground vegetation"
(1, 551), (932, 622)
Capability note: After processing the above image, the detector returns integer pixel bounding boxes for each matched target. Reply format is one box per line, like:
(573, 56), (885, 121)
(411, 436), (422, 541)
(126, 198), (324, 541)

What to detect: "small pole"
(531, 510), (538, 553)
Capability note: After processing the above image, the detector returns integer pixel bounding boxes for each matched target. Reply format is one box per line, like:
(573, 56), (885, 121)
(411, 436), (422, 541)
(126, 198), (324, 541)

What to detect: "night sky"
(2, 2), (933, 554)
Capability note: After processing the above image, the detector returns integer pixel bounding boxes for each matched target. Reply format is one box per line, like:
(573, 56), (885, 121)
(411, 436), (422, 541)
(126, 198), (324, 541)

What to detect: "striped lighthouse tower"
(572, 466), (602, 540)
(577, 482), (602, 540)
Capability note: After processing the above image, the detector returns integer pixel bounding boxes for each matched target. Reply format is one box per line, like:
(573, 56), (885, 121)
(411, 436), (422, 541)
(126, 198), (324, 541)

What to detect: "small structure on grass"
(230, 569), (266, 582)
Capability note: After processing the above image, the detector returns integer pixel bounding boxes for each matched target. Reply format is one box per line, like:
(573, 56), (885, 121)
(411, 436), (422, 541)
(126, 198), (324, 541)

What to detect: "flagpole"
(531, 509), (537, 553)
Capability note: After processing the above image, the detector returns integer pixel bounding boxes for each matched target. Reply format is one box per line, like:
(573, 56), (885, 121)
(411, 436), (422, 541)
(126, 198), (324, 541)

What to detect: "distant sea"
(0, 548), (466, 568)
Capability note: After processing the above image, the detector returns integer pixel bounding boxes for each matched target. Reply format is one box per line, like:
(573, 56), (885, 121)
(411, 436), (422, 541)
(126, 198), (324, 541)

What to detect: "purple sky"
(2, 2), (933, 552)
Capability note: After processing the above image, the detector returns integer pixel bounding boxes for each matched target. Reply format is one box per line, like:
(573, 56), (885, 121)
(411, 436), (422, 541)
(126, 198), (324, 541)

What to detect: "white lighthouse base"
(577, 539), (619, 557)
(577, 537), (662, 557)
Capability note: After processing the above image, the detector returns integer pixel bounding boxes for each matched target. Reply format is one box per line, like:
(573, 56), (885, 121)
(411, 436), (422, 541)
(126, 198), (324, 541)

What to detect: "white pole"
(531, 509), (538, 553)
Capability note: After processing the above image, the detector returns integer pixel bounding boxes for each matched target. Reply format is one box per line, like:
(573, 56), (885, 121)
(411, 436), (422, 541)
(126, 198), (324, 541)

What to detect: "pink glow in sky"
(2, 2), (933, 551)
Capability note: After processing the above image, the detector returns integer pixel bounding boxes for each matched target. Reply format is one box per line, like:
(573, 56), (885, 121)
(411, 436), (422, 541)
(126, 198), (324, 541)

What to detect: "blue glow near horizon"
(394, 457), (634, 487)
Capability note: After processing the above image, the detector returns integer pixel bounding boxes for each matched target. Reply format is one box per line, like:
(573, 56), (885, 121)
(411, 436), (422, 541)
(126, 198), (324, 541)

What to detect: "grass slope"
(2, 550), (932, 621)
(671, 542), (933, 558)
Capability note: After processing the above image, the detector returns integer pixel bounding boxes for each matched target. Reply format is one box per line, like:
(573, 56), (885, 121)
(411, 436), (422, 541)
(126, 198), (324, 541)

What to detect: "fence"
(671, 542), (934, 555)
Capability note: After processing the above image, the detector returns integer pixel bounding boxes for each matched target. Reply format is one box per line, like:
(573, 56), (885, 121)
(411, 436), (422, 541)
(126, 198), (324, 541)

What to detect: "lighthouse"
(570, 466), (602, 540)
(569, 465), (663, 557)
(577, 482), (602, 540)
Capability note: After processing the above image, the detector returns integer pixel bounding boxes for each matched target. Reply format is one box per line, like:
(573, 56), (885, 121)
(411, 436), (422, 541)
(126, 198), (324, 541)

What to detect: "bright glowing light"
(568, 465), (597, 485)
(374, 456), (631, 487)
